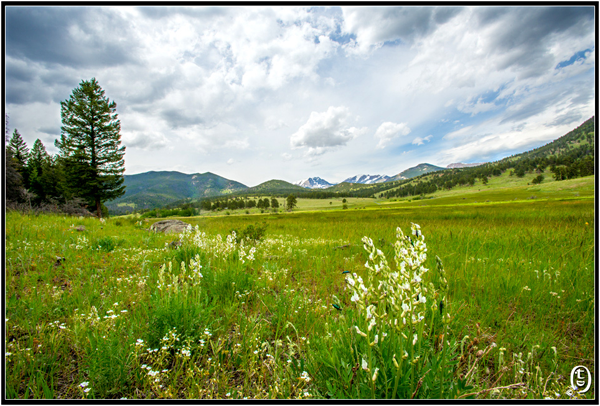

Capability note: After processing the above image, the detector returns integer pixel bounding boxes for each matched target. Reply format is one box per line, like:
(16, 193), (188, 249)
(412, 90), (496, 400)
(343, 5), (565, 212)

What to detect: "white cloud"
(227, 158), (234, 165)
(458, 97), (498, 116)
(5, 6), (594, 186)
(264, 116), (288, 131)
(374, 122), (411, 149)
(443, 125), (473, 140)
(290, 106), (367, 156)
(223, 138), (250, 150)
(412, 135), (433, 145)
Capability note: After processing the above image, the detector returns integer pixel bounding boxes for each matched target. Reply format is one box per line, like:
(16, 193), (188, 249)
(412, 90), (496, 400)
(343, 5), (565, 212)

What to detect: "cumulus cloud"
(290, 106), (367, 156)
(374, 122), (411, 149)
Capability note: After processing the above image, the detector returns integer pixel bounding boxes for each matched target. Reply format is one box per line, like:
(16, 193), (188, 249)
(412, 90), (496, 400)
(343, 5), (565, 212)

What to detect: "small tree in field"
(271, 197), (279, 209)
(286, 194), (297, 210)
(56, 78), (126, 217)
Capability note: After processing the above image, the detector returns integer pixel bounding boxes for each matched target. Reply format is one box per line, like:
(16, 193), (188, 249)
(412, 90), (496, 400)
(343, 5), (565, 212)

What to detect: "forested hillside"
(381, 117), (594, 199)
(105, 171), (248, 214)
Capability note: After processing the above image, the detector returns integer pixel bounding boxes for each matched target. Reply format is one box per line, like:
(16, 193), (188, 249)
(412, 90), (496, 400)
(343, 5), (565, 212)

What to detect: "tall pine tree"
(7, 129), (30, 188)
(5, 116), (24, 203)
(56, 78), (126, 217)
(27, 139), (51, 204)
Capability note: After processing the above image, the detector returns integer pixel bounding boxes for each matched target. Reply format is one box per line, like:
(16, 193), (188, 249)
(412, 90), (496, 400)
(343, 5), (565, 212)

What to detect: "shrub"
(231, 222), (268, 244)
(531, 175), (544, 185)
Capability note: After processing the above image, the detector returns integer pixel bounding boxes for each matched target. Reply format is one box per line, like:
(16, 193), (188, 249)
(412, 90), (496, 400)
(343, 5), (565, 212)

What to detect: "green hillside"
(389, 163), (447, 181)
(325, 182), (374, 193)
(500, 116), (594, 162)
(241, 179), (307, 196)
(106, 171), (247, 214)
(379, 117), (595, 199)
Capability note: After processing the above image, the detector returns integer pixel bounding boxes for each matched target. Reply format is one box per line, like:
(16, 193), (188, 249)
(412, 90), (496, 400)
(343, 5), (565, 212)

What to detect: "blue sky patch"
(555, 48), (592, 69)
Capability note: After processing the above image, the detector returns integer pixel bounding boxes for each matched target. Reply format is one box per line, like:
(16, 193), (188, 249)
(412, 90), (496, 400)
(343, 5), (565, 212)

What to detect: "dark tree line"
(197, 197), (281, 212)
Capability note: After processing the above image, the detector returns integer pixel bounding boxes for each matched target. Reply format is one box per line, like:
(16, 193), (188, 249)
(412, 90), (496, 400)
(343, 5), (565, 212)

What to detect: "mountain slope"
(106, 171), (248, 211)
(379, 117), (595, 199)
(388, 163), (446, 182)
(242, 179), (307, 195)
(500, 116), (594, 162)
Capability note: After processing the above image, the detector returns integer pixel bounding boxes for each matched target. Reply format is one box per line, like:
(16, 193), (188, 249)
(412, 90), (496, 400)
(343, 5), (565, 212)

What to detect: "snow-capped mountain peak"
(342, 174), (390, 184)
(294, 177), (335, 189)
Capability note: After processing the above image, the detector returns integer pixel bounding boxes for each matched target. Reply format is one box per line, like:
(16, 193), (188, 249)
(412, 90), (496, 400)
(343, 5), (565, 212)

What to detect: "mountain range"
(294, 164), (447, 190)
(341, 174), (391, 184)
(105, 117), (594, 214)
(106, 163), (451, 212)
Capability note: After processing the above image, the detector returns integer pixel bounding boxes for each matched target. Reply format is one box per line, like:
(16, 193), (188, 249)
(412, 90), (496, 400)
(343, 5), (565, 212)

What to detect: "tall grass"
(4, 198), (594, 399)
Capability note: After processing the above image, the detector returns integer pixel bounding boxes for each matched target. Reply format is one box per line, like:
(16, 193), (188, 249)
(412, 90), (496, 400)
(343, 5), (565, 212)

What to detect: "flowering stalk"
(344, 224), (446, 398)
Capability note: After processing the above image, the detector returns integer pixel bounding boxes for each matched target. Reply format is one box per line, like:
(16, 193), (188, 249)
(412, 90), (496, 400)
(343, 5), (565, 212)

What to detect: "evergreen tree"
(8, 129), (30, 166)
(27, 139), (51, 204)
(286, 194), (297, 210)
(7, 129), (30, 188)
(5, 119), (24, 203)
(56, 78), (126, 217)
(271, 197), (279, 209)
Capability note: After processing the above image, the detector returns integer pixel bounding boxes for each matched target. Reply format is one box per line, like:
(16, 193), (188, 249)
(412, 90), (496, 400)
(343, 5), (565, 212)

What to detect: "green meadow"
(4, 177), (595, 399)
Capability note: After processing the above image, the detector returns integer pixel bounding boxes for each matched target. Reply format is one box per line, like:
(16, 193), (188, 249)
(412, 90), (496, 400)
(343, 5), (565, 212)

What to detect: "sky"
(4, 5), (596, 186)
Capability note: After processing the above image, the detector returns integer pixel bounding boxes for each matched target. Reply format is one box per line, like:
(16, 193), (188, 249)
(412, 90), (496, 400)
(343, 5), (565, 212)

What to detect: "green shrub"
(532, 175), (544, 184)
(231, 222), (268, 244)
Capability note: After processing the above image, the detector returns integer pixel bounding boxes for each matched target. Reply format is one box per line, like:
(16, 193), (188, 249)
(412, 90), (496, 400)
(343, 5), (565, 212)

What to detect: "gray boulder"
(150, 220), (191, 234)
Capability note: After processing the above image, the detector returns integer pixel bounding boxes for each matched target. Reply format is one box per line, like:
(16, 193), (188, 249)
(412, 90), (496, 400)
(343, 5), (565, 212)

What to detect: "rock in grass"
(150, 220), (191, 235)
(169, 240), (182, 249)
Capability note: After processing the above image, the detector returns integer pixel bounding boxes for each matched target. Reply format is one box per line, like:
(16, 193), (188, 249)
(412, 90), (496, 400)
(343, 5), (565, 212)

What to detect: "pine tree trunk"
(96, 199), (102, 218)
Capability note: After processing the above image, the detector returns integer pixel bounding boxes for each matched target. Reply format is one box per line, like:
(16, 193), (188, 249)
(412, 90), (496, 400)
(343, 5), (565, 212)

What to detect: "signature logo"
(570, 365), (592, 394)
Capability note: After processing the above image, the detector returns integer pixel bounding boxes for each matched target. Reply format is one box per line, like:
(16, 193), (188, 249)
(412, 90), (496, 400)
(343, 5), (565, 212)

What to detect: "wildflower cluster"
(71, 235), (89, 250)
(133, 327), (199, 393)
(348, 224), (438, 346)
(179, 227), (239, 259)
(157, 260), (204, 294)
(341, 224), (452, 397)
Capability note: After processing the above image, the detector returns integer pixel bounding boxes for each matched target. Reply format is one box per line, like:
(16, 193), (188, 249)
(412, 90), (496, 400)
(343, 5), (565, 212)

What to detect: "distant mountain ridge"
(388, 163), (447, 182)
(245, 179), (307, 194)
(105, 171), (247, 212)
(294, 177), (335, 189)
(342, 174), (391, 184)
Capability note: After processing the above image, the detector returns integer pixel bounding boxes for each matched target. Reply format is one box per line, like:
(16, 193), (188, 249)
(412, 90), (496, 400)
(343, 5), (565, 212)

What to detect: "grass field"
(4, 178), (595, 399)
